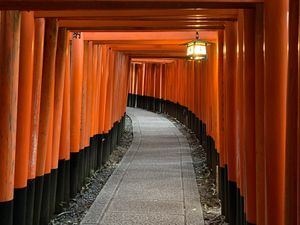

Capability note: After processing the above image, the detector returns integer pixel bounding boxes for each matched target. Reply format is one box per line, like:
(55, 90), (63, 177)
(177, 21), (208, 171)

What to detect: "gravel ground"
(49, 115), (133, 225)
(165, 115), (228, 225)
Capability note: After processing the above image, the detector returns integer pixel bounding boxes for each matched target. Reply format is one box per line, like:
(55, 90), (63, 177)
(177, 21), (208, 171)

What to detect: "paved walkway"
(81, 108), (204, 225)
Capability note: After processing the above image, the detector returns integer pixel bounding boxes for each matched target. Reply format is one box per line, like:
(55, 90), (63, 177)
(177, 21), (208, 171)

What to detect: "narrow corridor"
(0, 2), (299, 225)
(81, 108), (204, 225)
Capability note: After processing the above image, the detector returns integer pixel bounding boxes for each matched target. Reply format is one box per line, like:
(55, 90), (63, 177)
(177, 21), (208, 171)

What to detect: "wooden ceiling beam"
(0, 1), (263, 10)
(109, 45), (186, 51)
(73, 31), (218, 42)
(131, 58), (176, 63)
(34, 9), (239, 18)
(59, 19), (225, 27)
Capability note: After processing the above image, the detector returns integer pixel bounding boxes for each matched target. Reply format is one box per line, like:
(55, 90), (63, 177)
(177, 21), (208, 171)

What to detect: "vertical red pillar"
(70, 32), (84, 197)
(99, 45), (107, 134)
(40, 108), (54, 225)
(27, 17), (45, 225)
(264, 1), (288, 225)
(50, 27), (68, 216)
(90, 44), (98, 139)
(105, 50), (115, 133)
(255, 5), (266, 225)
(218, 31), (225, 168)
(13, 11), (34, 225)
(80, 41), (88, 178)
(95, 45), (102, 137)
(298, 3), (300, 223)
(58, 37), (71, 203)
(223, 21), (238, 224)
(243, 9), (256, 225)
(285, 1), (299, 225)
(298, 8), (300, 223)
(85, 41), (93, 150)
(235, 13), (244, 221)
(80, 41), (88, 151)
(0, 10), (21, 225)
(34, 18), (58, 225)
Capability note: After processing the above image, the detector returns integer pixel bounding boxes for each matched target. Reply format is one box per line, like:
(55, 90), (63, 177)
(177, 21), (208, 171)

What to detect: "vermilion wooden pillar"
(80, 41), (89, 179)
(99, 46), (109, 135)
(40, 107), (54, 225)
(264, 0), (288, 225)
(243, 9), (256, 225)
(58, 37), (71, 203)
(217, 30), (225, 169)
(112, 52), (118, 123)
(224, 21), (238, 224)
(95, 45), (102, 137)
(27, 18), (44, 225)
(85, 41), (93, 149)
(14, 11), (34, 225)
(0, 10), (21, 225)
(105, 50), (115, 133)
(254, 4), (266, 225)
(285, 0), (299, 225)
(93, 45), (101, 168)
(70, 32), (84, 197)
(34, 18), (58, 225)
(80, 41), (88, 151)
(90, 44), (98, 138)
(298, 2), (300, 223)
(298, 5), (300, 222)
(50, 27), (67, 216)
(236, 13), (245, 223)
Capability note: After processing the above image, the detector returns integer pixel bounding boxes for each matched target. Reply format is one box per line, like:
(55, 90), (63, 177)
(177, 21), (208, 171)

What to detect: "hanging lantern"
(186, 32), (208, 60)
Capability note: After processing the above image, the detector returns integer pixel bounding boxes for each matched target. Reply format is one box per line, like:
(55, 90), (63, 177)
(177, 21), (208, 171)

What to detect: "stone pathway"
(81, 108), (204, 225)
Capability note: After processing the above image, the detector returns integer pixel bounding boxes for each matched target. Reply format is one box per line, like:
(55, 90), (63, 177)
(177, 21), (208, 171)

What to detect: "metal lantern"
(186, 32), (207, 60)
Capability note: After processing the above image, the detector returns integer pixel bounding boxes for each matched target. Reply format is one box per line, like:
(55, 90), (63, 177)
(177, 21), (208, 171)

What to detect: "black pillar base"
(26, 179), (35, 225)
(40, 173), (51, 225)
(13, 187), (27, 225)
(97, 134), (104, 169)
(32, 175), (44, 225)
(70, 152), (79, 197)
(55, 160), (66, 212)
(102, 133), (110, 165)
(49, 169), (58, 217)
(64, 160), (70, 203)
(0, 200), (13, 225)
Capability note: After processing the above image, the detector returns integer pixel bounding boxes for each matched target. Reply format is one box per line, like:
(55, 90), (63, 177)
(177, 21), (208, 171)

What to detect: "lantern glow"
(186, 32), (208, 60)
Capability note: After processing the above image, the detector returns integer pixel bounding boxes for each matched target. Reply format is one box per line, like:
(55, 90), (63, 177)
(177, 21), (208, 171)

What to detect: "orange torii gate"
(0, 2), (300, 225)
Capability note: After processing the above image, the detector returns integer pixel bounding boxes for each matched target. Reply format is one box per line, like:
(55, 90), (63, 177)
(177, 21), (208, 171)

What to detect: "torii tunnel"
(0, 1), (299, 225)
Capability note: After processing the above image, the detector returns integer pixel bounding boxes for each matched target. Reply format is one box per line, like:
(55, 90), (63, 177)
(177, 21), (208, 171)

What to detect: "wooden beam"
(74, 31), (218, 42)
(58, 19), (225, 28)
(131, 58), (176, 63)
(0, 1), (263, 10)
(34, 9), (239, 18)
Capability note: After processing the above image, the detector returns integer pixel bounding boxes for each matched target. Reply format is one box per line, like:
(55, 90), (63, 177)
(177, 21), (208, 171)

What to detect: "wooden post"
(33, 18), (58, 225)
(49, 27), (67, 216)
(0, 10), (21, 225)
(58, 37), (71, 203)
(69, 32), (84, 197)
(254, 4), (266, 225)
(223, 21), (238, 224)
(243, 9), (256, 225)
(285, 1), (299, 225)
(14, 11), (34, 225)
(264, 0), (288, 224)
(27, 17), (45, 225)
